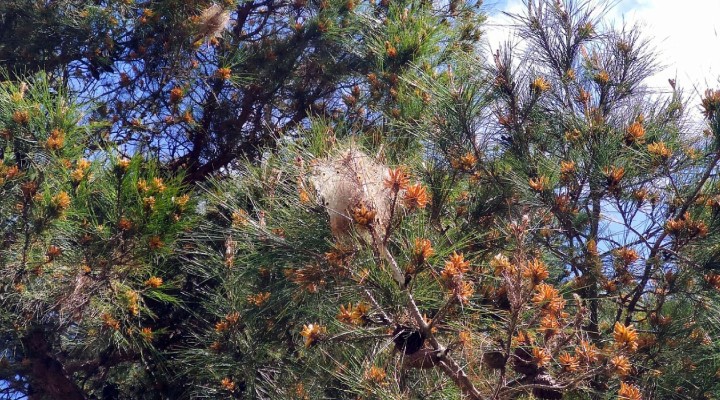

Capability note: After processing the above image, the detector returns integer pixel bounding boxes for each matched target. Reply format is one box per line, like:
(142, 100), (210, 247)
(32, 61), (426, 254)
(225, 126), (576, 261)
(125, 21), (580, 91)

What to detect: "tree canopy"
(1, 0), (720, 399)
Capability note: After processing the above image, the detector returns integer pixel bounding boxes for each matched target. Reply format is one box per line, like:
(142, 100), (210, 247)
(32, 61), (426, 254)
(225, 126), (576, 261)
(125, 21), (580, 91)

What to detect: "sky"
(483, 0), (720, 113)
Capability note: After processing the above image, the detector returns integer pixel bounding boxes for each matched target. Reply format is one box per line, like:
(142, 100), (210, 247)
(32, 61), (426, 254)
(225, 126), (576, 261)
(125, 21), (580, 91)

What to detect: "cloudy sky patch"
(483, 0), (720, 104)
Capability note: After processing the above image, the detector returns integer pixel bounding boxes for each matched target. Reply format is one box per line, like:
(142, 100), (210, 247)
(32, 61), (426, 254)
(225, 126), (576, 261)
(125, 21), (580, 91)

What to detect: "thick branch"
(23, 330), (86, 400)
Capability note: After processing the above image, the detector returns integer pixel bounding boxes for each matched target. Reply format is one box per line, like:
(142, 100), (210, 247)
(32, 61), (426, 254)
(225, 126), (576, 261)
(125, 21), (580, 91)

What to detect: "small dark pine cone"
(496, 291), (511, 311)
(403, 348), (440, 369)
(532, 373), (563, 400)
(393, 325), (424, 355)
(481, 350), (506, 370)
(512, 346), (538, 376)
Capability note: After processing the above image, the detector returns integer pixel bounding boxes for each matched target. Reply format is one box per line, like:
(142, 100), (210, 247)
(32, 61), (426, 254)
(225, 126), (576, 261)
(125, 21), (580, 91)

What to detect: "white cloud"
(484, 1), (720, 119)
(483, 0), (525, 54)
(608, 0), (720, 94)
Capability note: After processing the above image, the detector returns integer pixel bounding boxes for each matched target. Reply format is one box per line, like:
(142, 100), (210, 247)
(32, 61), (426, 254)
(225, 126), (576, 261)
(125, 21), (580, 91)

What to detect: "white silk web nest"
(310, 147), (392, 240)
(196, 4), (231, 41)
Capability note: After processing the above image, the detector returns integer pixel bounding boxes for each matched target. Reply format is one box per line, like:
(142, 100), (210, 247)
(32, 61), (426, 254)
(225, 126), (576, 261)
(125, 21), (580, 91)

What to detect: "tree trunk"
(23, 329), (86, 400)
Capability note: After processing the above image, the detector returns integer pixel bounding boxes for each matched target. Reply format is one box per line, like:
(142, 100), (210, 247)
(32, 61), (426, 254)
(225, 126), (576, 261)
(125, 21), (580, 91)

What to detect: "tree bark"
(23, 329), (86, 400)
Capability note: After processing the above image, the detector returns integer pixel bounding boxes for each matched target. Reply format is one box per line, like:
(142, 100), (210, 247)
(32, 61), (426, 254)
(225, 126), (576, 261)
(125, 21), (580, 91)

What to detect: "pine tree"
(170, 1), (720, 399)
(0, 0), (483, 182)
(0, 0), (485, 397)
(2, 0), (720, 399)
(0, 75), (194, 398)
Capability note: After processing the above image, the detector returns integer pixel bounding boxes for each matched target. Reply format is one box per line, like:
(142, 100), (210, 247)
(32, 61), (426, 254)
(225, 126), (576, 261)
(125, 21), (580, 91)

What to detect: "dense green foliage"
(2, 0), (720, 399)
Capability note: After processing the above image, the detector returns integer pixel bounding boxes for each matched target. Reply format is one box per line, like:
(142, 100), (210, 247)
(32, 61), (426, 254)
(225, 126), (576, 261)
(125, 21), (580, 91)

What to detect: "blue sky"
(484, 0), (720, 104)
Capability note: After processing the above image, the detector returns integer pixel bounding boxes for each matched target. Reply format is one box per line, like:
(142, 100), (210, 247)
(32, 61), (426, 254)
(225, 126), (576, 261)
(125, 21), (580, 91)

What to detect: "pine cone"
(532, 373), (562, 400)
(403, 348), (440, 369)
(512, 346), (538, 376)
(481, 350), (506, 370)
(393, 326), (424, 355)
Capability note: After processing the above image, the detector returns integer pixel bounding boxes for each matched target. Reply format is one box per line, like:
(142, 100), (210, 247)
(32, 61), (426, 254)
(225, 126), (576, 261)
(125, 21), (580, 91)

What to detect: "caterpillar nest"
(309, 147), (393, 241)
